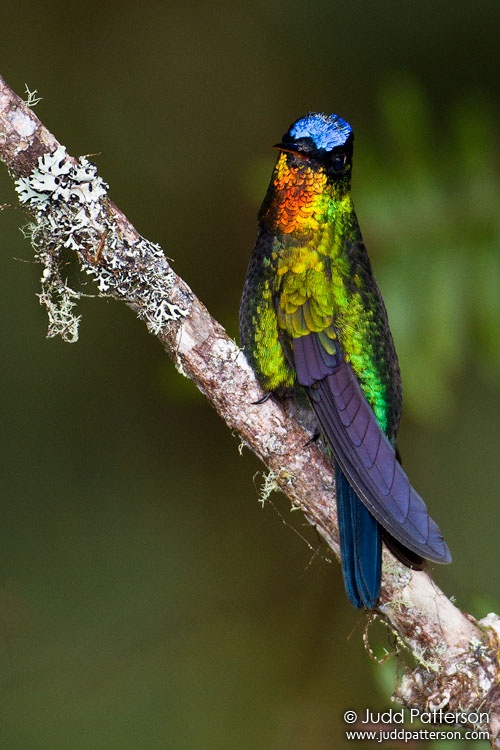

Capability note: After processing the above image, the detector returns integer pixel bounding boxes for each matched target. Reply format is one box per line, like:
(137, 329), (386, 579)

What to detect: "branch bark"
(1, 75), (499, 745)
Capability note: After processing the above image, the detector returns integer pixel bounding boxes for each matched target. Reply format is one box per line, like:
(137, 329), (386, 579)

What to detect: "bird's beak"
(274, 142), (299, 154)
(274, 143), (309, 161)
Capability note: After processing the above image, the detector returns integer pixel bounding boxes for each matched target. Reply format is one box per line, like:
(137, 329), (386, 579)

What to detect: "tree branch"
(1, 75), (499, 745)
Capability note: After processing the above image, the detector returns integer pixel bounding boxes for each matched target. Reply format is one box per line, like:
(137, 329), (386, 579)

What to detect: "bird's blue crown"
(288, 113), (352, 151)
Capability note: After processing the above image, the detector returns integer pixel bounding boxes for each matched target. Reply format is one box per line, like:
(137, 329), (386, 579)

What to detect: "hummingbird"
(239, 113), (451, 609)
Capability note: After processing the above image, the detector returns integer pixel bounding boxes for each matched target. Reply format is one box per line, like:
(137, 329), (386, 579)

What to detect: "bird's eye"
(332, 154), (345, 173)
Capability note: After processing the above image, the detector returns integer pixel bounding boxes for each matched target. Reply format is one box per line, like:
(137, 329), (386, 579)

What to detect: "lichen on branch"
(15, 143), (188, 341)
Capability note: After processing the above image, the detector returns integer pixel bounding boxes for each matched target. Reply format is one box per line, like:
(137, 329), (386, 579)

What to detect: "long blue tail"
(336, 465), (381, 608)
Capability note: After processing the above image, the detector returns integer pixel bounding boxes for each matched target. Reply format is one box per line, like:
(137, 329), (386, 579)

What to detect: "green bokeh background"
(1, 2), (499, 748)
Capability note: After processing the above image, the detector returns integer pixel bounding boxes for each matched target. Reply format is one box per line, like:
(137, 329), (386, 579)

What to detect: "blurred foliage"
(357, 75), (500, 425)
(0, 1), (499, 748)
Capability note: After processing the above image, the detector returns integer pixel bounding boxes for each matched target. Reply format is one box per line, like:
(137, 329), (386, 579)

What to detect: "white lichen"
(14, 145), (189, 341)
(256, 468), (293, 507)
(22, 84), (43, 108)
(256, 469), (280, 507)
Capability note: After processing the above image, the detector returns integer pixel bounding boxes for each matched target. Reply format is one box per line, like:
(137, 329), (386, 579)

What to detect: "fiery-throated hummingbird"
(239, 113), (451, 608)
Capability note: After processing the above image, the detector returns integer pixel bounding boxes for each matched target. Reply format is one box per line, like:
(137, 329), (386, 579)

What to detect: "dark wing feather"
(293, 333), (451, 564)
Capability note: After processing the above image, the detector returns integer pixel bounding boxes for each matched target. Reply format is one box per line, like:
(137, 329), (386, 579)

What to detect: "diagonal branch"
(1, 74), (499, 745)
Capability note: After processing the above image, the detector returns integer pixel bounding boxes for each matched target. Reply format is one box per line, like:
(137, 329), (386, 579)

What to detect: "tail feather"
(336, 465), (381, 609)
